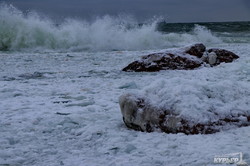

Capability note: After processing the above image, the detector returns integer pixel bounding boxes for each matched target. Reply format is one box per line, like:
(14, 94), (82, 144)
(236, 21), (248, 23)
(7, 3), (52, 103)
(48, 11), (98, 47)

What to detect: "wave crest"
(0, 4), (222, 52)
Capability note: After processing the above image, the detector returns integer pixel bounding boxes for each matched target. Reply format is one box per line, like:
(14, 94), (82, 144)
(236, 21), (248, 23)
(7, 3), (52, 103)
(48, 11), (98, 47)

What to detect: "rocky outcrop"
(120, 44), (244, 134)
(119, 94), (250, 134)
(206, 48), (240, 66)
(185, 43), (206, 58)
(122, 44), (239, 72)
(122, 53), (202, 72)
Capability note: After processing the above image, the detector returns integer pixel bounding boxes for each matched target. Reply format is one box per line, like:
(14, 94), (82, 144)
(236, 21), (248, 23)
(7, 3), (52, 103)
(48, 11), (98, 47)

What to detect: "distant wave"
(0, 4), (222, 52)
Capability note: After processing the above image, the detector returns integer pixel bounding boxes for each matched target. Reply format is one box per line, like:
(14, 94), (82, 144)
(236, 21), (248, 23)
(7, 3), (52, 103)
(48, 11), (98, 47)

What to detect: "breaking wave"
(0, 4), (222, 52)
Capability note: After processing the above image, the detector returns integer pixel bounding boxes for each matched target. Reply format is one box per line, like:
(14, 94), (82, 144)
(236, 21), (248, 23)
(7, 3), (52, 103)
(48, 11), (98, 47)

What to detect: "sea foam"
(0, 4), (222, 52)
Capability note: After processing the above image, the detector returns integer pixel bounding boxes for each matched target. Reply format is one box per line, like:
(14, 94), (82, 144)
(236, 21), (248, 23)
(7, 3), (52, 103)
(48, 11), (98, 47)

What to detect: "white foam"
(142, 78), (250, 123)
(0, 43), (250, 166)
(0, 4), (222, 52)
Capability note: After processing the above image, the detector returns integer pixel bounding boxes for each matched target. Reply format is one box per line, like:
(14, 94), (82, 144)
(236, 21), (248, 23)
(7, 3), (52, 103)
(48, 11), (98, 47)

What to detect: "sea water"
(0, 4), (250, 166)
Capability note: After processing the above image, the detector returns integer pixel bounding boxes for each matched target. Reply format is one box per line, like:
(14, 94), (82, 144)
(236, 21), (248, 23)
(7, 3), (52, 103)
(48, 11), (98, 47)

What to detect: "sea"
(0, 4), (250, 166)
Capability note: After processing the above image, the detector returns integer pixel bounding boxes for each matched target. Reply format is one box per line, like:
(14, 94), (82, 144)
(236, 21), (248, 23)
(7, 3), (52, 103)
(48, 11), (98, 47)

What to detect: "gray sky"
(2, 0), (250, 23)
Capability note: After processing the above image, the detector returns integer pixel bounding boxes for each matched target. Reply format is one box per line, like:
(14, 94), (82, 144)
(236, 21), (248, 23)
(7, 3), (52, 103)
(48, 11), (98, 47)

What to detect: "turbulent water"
(1, 4), (250, 166)
(2, 4), (250, 52)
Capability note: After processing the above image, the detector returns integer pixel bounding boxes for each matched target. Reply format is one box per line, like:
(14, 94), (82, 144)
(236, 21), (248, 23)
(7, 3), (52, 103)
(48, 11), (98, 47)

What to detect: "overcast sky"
(2, 0), (250, 23)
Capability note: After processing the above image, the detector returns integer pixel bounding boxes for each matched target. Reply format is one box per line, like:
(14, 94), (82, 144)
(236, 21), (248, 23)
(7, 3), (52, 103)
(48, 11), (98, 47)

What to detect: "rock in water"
(119, 94), (250, 134)
(207, 48), (240, 65)
(119, 79), (250, 134)
(185, 43), (206, 58)
(120, 44), (243, 134)
(122, 53), (202, 72)
(208, 52), (217, 65)
(122, 43), (239, 72)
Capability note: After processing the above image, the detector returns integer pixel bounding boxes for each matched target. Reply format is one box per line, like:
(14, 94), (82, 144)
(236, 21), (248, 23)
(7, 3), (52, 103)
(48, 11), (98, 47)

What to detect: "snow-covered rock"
(122, 52), (202, 72)
(122, 43), (239, 72)
(185, 43), (206, 58)
(207, 48), (240, 66)
(119, 79), (250, 134)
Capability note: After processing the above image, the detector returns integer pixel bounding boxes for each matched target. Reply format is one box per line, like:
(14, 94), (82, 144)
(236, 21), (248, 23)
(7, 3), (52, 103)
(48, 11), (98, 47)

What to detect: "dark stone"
(185, 43), (206, 58)
(122, 53), (202, 72)
(207, 48), (239, 65)
(122, 44), (239, 72)
(119, 94), (250, 135)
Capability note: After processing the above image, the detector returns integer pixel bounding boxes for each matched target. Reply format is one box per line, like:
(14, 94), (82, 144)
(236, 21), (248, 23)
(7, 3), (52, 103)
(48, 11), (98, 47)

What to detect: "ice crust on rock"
(122, 43), (239, 72)
(119, 78), (250, 134)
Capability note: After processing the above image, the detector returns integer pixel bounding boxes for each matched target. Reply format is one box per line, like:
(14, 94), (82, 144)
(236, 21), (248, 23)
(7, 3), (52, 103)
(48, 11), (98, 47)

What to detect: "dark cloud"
(1, 0), (250, 22)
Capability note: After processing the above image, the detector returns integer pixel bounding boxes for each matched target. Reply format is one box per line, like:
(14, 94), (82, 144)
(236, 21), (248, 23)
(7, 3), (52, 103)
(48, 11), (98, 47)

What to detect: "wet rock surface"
(122, 43), (239, 72)
(122, 53), (202, 72)
(119, 94), (250, 134)
(207, 48), (240, 65)
(185, 43), (206, 58)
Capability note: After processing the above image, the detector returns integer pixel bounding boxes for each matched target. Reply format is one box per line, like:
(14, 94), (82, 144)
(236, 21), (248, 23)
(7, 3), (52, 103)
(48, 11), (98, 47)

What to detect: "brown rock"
(122, 53), (202, 72)
(119, 94), (250, 134)
(207, 48), (239, 65)
(185, 43), (206, 58)
(122, 44), (240, 72)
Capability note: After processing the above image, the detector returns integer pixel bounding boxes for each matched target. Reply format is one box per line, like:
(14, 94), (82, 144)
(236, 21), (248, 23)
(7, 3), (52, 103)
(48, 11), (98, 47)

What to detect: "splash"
(0, 4), (222, 52)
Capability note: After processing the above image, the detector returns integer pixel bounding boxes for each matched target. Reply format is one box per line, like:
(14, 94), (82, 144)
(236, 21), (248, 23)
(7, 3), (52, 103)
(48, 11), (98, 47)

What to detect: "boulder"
(207, 48), (240, 65)
(122, 44), (239, 72)
(119, 93), (250, 134)
(185, 43), (206, 58)
(119, 78), (250, 134)
(122, 53), (202, 72)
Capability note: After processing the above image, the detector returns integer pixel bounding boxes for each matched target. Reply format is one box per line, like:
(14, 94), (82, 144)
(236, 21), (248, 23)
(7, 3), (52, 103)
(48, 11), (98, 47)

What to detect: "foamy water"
(0, 4), (250, 166)
(0, 4), (222, 52)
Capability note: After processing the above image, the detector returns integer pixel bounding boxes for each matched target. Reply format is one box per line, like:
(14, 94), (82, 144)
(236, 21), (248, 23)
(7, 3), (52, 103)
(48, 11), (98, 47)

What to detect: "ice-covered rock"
(201, 52), (218, 66)
(119, 79), (250, 134)
(207, 48), (239, 65)
(122, 44), (239, 72)
(122, 52), (202, 72)
(208, 52), (217, 65)
(185, 43), (206, 58)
